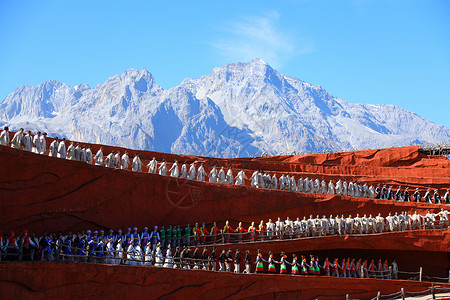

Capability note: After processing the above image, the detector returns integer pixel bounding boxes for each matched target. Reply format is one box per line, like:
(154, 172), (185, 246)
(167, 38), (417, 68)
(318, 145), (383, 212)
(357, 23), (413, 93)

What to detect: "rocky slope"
(1, 59), (449, 157)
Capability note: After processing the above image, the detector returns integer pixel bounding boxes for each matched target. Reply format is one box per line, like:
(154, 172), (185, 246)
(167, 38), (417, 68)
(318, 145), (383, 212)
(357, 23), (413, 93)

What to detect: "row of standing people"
(3, 208), (447, 263)
(36, 238), (400, 281)
(2, 128), (449, 203)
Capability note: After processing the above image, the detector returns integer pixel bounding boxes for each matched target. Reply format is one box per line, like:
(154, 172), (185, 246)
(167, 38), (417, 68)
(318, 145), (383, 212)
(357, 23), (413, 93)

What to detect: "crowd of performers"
(1, 207), (448, 263)
(1, 127), (449, 204)
(0, 228), (399, 279)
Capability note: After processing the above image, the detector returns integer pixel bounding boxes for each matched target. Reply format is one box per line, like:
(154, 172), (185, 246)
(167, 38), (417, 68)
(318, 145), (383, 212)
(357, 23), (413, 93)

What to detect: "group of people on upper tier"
(220, 209), (449, 243)
(1, 127), (449, 204)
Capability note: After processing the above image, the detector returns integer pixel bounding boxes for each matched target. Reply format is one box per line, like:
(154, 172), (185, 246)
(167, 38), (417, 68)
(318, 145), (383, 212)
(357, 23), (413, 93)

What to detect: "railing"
(2, 224), (447, 263)
(419, 144), (450, 156)
(161, 224), (448, 247)
(345, 285), (450, 300)
(3, 244), (450, 285)
(4, 245), (450, 300)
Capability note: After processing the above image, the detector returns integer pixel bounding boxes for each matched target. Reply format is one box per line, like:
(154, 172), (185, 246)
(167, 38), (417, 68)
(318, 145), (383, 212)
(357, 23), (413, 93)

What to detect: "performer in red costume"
(235, 222), (247, 243)
(210, 222), (221, 244)
(223, 221), (234, 243)
(200, 222), (209, 245)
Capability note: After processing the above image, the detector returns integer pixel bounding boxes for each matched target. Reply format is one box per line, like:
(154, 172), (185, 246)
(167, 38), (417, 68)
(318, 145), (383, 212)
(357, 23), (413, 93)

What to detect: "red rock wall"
(0, 145), (446, 234)
(0, 262), (447, 300)
(2, 136), (450, 299)
(71, 143), (450, 189)
(8, 130), (450, 188)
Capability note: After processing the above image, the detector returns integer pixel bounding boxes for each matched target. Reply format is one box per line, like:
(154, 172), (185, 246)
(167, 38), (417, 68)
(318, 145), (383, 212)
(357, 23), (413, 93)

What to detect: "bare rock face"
(1, 59), (450, 157)
(1, 143), (448, 234)
(0, 262), (448, 299)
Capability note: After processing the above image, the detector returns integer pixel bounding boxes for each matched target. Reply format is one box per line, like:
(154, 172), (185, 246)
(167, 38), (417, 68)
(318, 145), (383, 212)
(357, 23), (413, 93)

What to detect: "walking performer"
(0, 126), (10, 146)
(331, 258), (340, 277)
(217, 167), (226, 183)
(225, 168), (233, 184)
(10, 128), (24, 149)
(143, 242), (152, 266)
(188, 162), (196, 180)
(368, 259), (376, 278)
(438, 207), (449, 228)
(235, 222), (247, 243)
(300, 256), (310, 275)
(218, 249), (226, 271)
(201, 247), (209, 270)
(255, 249), (265, 273)
(258, 220), (267, 241)
(223, 221), (234, 243)
(225, 249), (233, 272)
(234, 169), (248, 186)
(309, 256), (316, 275)
(209, 166), (218, 183)
(169, 159), (179, 177)
(323, 257), (331, 276)
(314, 256), (321, 275)
(158, 159), (168, 176)
(290, 254), (300, 275)
(243, 250), (252, 273)
(210, 246), (217, 271)
(154, 243), (164, 267)
(279, 252), (289, 274)
(234, 249), (241, 273)
(163, 245), (174, 268)
(340, 258), (347, 277)
(200, 222), (209, 245)
(210, 222), (221, 244)
(268, 251), (278, 274)
(266, 219), (275, 239)
(23, 131), (33, 151)
(32, 132), (41, 153)
(196, 163), (207, 181)
(147, 157), (158, 174)
(180, 161), (188, 179)
(131, 153), (142, 172)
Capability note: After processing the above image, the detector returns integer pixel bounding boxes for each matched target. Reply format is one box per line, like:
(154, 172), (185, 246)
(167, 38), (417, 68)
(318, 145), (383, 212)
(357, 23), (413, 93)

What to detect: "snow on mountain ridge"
(1, 59), (449, 157)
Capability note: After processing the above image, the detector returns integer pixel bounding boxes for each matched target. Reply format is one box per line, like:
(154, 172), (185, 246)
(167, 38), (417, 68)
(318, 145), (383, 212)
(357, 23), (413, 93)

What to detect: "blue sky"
(1, 0), (449, 127)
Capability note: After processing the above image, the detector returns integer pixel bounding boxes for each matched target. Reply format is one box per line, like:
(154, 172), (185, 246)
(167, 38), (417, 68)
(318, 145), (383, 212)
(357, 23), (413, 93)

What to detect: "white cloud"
(211, 11), (314, 68)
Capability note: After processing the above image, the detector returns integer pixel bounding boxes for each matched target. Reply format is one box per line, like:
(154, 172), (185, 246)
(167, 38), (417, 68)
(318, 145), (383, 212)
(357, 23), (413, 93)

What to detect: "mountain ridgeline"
(1, 59), (449, 157)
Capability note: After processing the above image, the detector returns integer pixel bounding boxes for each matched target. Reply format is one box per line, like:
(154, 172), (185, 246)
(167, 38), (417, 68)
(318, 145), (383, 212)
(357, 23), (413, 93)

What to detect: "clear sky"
(1, 0), (449, 127)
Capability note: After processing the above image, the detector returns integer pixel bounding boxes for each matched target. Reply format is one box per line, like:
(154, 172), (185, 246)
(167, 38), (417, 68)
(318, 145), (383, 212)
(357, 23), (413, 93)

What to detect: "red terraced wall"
(1, 136), (450, 298)
(0, 145), (446, 235)
(6, 131), (450, 189)
(0, 262), (448, 300)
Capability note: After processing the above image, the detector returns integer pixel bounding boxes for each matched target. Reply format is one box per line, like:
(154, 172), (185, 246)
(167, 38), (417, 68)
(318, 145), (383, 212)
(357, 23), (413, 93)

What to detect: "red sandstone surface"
(1, 262), (448, 300)
(0, 145), (447, 234)
(1, 139), (450, 299)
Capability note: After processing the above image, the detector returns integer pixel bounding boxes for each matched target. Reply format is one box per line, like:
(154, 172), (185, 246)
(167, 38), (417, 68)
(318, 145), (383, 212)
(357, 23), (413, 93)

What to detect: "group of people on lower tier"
(0, 228), (399, 279)
(140, 247), (398, 280)
(253, 251), (398, 279)
(2, 128), (449, 204)
(1, 208), (448, 262)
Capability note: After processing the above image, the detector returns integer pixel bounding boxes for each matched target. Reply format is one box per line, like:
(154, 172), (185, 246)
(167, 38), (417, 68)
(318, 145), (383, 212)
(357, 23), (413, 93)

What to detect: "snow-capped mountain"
(1, 59), (449, 157)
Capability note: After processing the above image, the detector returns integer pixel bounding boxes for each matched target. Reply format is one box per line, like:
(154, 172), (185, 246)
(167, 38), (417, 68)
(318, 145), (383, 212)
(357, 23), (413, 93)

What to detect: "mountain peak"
(119, 68), (140, 78)
(119, 67), (153, 78)
(136, 68), (154, 81)
(2, 60), (450, 157)
(250, 58), (268, 65)
(100, 68), (160, 93)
